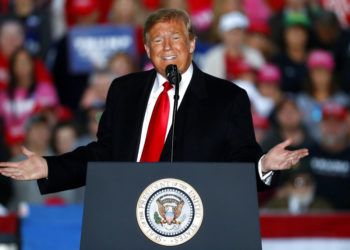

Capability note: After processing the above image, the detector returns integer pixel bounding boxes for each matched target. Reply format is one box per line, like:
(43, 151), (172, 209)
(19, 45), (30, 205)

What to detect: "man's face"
(277, 101), (301, 130)
(310, 68), (332, 91)
(0, 23), (24, 57)
(284, 26), (308, 48)
(144, 20), (195, 77)
(222, 28), (245, 49)
(321, 118), (348, 148)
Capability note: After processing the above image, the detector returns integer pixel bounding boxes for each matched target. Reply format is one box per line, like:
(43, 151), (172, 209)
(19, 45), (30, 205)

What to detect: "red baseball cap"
(248, 21), (270, 36)
(68, 0), (98, 16)
(322, 103), (348, 121)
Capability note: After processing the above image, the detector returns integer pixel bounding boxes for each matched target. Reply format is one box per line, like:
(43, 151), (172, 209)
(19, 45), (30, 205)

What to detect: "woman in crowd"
(296, 49), (349, 143)
(262, 97), (315, 155)
(272, 12), (311, 93)
(8, 116), (83, 209)
(0, 47), (58, 156)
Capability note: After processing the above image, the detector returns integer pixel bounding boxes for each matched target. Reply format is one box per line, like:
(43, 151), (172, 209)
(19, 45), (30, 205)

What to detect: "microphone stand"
(166, 64), (181, 163)
(170, 80), (179, 163)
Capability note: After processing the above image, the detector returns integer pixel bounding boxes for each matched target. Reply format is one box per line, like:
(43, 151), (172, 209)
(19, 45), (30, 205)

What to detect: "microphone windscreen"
(166, 64), (181, 85)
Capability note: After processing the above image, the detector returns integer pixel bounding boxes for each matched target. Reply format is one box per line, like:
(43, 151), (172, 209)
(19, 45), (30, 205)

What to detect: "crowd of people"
(0, 0), (350, 214)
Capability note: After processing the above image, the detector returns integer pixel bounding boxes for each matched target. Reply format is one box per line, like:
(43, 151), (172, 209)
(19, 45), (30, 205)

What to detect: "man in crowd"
(0, 9), (308, 195)
(305, 103), (350, 209)
(202, 11), (265, 80)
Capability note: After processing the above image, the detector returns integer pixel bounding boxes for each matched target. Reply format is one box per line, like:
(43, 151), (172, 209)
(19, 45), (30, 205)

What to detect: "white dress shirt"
(137, 64), (193, 161)
(136, 63), (273, 185)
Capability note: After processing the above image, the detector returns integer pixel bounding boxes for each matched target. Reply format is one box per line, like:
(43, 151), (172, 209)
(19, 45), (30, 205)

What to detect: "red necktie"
(140, 81), (173, 162)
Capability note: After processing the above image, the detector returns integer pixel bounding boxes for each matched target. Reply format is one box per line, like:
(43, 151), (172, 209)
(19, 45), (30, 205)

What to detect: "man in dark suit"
(0, 9), (308, 194)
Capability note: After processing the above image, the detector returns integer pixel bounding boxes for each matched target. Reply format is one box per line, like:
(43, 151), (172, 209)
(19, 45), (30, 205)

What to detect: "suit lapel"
(160, 64), (208, 161)
(122, 70), (156, 161)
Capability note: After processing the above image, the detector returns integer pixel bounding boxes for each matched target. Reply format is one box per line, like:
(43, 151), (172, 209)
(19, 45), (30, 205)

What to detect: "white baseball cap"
(219, 11), (249, 32)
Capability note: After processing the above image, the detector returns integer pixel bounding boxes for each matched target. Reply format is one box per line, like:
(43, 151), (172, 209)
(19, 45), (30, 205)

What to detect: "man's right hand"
(0, 146), (48, 180)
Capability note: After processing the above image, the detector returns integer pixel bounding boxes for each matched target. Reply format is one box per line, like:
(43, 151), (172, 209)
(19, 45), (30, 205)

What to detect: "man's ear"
(144, 44), (150, 58)
(189, 38), (196, 54)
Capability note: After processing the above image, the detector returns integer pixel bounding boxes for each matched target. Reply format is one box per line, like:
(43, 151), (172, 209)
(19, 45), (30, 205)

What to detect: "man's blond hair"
(143, 8), (195, 44)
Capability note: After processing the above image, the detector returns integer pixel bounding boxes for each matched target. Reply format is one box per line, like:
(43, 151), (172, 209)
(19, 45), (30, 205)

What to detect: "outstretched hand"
(0, 146), (48, 180)
(261, 139), (309, 173)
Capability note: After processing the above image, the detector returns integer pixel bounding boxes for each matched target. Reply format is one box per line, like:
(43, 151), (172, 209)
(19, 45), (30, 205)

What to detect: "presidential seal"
(136, 178), (204, 246)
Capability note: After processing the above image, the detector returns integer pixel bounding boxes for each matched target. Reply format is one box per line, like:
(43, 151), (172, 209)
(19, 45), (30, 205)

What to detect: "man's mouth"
(162, 55), (176, 60)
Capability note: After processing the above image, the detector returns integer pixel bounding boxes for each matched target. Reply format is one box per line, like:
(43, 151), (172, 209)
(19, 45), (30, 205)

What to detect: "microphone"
(166, 64), (182, 86)
(165, 65), (181, 163)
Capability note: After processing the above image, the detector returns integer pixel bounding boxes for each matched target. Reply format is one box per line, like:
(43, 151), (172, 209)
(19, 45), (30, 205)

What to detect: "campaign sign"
(68, 25), (136, 74)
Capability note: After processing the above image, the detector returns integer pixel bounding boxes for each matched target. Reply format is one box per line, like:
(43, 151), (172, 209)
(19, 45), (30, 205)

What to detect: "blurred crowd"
(0, 0), (350, 214)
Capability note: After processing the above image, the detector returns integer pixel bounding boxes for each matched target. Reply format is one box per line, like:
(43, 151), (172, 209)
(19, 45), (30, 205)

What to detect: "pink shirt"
(0, 82), (59, 144)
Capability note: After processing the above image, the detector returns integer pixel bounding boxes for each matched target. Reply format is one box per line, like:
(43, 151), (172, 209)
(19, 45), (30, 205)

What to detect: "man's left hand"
(261, 139), (309, 174)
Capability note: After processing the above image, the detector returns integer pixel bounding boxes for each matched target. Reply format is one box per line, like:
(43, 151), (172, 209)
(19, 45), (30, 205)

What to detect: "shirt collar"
(154, 63), (194, 93)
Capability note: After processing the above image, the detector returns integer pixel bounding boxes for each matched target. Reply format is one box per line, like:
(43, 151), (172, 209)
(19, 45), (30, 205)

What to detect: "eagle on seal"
(156, 199), (184, 225)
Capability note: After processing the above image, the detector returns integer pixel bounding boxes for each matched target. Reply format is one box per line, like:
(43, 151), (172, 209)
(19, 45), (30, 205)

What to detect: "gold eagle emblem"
(156, 198), (184, 225)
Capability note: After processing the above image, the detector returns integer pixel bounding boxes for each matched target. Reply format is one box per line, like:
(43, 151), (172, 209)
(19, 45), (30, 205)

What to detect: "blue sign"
(68, 25), (136, 74)
(21, 204), (83, 250)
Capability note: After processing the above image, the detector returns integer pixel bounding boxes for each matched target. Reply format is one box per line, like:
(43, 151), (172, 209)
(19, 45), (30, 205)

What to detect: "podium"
(80, 162), (262, 250)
